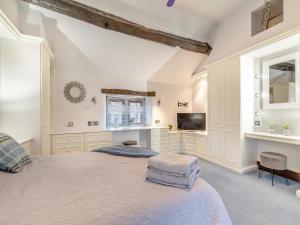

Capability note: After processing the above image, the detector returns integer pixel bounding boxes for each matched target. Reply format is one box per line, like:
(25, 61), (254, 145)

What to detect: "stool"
(259, 152), (289, 186)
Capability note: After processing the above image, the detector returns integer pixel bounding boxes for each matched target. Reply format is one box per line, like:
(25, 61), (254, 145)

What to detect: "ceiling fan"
(167, 0), (176, 7)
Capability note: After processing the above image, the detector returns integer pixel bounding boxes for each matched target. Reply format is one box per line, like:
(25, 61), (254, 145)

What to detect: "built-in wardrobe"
(201, 56), (257, 173)
(0, 11), (53, 154)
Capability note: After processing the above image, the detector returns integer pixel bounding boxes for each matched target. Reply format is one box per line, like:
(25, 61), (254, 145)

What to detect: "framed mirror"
(64, 81), (86, 104)
(262, 52), (300, 109)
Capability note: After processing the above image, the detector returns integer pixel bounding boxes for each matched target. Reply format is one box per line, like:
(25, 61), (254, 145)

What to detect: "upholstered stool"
(259, 152), (289, 186)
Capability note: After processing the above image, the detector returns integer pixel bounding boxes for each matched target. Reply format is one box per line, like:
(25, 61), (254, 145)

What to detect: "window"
(106, 95), (146, 128)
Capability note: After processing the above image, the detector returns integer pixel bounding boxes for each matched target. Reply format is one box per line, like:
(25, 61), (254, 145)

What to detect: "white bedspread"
(0, 152), (232, 225)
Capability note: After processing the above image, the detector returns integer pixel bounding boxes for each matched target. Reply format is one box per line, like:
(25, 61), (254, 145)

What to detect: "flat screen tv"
(177, 113), (206, 131)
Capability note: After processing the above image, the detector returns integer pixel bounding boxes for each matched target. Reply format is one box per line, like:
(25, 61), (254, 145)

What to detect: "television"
(177, 113), (206, 131)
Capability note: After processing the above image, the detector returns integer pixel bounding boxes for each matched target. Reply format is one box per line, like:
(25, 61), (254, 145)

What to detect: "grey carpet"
(198, 159), (300, 225)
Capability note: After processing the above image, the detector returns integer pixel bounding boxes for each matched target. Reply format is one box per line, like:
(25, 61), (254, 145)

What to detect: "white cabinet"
(151, 128), (169, 152)
(41, 46), (52, 155)
(84, 132), (112, 152)
(207, 57), (241, 168)
(52, 132), (113, 154)
(195, 134), (208, 154)
(52, 134), (85, 154)
(168, 132), (181, 152)
(167, 131), (208, 154)
(181, 133), (196, 152)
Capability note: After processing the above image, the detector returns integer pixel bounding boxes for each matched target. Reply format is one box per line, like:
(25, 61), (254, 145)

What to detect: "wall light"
(157, 100), (161, 106)
(254, 74), (260, 79)
(255, 111), (261, 116)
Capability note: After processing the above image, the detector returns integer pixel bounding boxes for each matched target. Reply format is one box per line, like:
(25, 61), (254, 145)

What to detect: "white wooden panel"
(85, 141), (112, 152)
(151, 128), (169, 137)
(223, 57), (240, 126)
(168, 133), (181, 152)
(41, 46), (51, 155)
(85, 132), (112, 143)
(182, 133), (195, 152)
(196, 134), (208, 154)
(208, 65), (222, 127)
(208, 129), (222, 158)
(223, 128), (240, 166)
(52, 134), (84, 154)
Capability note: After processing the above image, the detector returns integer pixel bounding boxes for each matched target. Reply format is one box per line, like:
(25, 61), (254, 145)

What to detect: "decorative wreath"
(64, 81), (86, 103)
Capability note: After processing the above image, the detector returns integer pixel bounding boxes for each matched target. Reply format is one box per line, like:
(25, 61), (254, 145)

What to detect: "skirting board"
(257, 161), (300, 182)
(184, 152), (258, 174)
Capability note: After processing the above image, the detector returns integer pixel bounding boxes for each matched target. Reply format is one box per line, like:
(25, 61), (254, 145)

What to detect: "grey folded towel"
(148, 153), (199, 176)
(146, 165), (200, 189)
(148, 162), (198, 177)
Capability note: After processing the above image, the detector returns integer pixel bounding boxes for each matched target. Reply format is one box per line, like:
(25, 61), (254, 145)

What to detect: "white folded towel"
(146, 165), (200, 189)
(148, 153), (199, 176)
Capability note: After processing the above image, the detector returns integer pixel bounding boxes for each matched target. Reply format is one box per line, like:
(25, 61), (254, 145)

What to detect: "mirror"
(263, 52), (299, 109)
(64, 81), (86, 104)
(269, 59), (295, 104)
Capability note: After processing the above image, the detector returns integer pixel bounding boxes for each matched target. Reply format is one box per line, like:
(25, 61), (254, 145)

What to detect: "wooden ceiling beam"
(101, 89), (156, 97)
(21, 0), (212, 54)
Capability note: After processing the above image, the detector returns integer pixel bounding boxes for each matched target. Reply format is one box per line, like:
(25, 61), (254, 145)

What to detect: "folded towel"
(146, 165), (200, 189)
(148, 162), (198, 177)
(148, 153), (199, 176)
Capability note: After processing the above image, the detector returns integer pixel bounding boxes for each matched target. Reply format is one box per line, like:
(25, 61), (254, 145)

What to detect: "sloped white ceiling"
(74, 0), (244, 41)
(18, 0), (243, 86)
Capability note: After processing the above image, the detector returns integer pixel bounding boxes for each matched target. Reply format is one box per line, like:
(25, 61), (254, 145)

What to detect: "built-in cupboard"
(206, 57), (245, 171)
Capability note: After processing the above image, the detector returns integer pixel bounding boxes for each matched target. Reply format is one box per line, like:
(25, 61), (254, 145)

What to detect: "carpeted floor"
(198, 159), (300, 225)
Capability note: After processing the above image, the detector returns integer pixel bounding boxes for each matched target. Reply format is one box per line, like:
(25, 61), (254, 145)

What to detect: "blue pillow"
(0, 133), (32, 173)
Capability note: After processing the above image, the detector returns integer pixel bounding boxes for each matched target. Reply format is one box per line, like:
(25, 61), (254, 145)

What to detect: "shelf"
(245, 132), (300, 146)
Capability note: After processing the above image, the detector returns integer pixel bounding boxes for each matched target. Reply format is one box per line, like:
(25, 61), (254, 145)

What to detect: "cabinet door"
(196, 135), (208, 154)
(41, 47), (51, 154)
(85, 142), (112, 152)
(223, 57), (240, 126)
(223, 127), (240, 166)
(208, 128), (222, 159)
(168, 133), (181, 152)
(208, 64), (223, 127)
(182, 133), (195, 152)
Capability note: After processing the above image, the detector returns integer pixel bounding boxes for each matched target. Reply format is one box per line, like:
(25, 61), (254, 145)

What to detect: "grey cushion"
(260, 152), (287, 171)
(0, 133), (32, 173)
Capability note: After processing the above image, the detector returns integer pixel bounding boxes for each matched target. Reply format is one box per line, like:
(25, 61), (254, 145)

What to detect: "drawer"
(52, 134), (84, 154)
(182, 136), (195, 145)
(168, 144), (181, 152)
(168, 133), (181, 142)
(54, 144), (84, 154)
(68, 134), (84, 144)
(53, 134), (84, 144)
(182, 143), (195, 152)
(85, 132), (112, 143)
(151, 128), (169, 137)
(151, 137), (168, 144)
(85, 141), (112, 152)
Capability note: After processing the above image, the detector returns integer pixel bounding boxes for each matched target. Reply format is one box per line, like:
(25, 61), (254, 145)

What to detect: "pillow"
(0, 133), (32, 173)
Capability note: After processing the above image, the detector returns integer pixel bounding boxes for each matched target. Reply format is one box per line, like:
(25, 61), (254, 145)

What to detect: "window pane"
(106, 95), (146, 128)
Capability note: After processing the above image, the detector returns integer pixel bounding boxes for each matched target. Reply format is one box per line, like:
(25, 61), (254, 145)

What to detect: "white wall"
(0, 0), (19, 28)
(200, 0), (300, 69)
(15, 2), (207, 134)
(147, 81), (192, 128)
(192, 77), (207, 113)
(0, 38), (41, 153)
(53, 70), (150, 133)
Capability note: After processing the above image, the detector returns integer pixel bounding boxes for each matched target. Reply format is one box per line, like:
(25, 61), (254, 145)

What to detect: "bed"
(0, 152), (232, 225)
